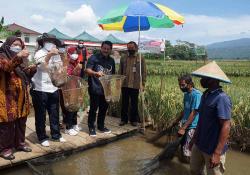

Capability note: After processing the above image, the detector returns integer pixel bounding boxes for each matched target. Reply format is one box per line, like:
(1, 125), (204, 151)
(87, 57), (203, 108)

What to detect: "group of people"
(0, 33), (232, 175)
(0, 33), (146, 159)
(176, 61), (232, 175)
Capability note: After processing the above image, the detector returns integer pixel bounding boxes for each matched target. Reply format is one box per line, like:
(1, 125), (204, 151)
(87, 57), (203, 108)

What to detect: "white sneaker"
(41, 140), (50, 147)
(59, 137), (67, 143)
(73, 125), (82, 132)
(65, 129), (78, 136)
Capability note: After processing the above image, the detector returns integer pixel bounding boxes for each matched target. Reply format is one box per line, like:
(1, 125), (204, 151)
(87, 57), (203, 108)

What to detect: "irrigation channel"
(1, 132), (250, 175)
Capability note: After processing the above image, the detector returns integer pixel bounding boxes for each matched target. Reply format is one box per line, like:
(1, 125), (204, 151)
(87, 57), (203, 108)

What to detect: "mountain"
(206, 38), (250, 59)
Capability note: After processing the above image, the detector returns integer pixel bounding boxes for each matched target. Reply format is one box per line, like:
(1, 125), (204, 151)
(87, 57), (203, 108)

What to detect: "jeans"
(31, 89), (61, 141)
(121, 87), (139, 123)
(88, 93), (108, 129)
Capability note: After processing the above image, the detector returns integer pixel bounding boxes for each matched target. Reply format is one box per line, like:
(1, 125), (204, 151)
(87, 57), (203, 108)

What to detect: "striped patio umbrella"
(98, 0), (184, 32)
(97, 0), (185, 132)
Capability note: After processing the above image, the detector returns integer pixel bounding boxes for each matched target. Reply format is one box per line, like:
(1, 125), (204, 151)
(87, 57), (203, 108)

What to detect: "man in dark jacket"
(85, 41), (115, 137)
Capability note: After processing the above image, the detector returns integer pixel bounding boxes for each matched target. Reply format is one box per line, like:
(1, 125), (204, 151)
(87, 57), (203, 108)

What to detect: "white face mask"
(79, 44), (84, 48)
(10, 46), (22, 53)
(70, 53), (78, 60)
(44, 42), (56, 51)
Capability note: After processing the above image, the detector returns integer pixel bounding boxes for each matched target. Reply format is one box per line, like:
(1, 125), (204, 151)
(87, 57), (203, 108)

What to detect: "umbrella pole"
(138, 16), (146, 133)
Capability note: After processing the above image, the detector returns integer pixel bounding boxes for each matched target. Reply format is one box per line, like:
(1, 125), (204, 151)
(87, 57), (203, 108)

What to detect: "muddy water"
(1, 135), (250, 175)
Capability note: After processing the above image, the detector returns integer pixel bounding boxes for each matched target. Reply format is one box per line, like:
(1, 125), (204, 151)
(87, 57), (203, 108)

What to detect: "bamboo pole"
(138, 16), (146, 133)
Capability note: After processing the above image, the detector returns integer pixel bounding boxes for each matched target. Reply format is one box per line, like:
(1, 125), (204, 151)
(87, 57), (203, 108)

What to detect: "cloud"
(26, 12), (250, 45)
(61, 4), (102, 36)
(2, 1), (250, 45)
(30, 14), (54, 24)
(30, 14), (44, 22)
(161, 14), (250, 45)
(113, 14), (250, 45)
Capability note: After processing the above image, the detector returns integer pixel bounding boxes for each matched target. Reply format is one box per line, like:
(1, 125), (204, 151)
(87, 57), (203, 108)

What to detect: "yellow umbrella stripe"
(154, 3), (184, 24)
(99, 16), (127, 31)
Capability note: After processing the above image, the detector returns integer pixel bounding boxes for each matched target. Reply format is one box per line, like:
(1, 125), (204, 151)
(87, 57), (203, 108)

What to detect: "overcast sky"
(1, 0), (250, 45)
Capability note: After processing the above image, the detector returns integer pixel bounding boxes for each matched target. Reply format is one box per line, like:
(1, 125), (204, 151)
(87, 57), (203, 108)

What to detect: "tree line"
(143, 40), (208, 61)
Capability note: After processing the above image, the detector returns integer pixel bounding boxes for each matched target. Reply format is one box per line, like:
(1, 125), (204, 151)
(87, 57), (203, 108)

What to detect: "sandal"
(17, 146), (32, 152)
(0, 153), (15, 160)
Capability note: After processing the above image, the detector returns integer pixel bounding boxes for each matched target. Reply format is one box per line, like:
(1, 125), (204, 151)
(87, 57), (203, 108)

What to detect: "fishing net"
(61, 75), (88, 112)
(47, 55), (68, 88)
(48, 65), (68, 87)
(26, 152), (68, 175)
(99, 75), (125, 102)
(139, 136), (184, 175)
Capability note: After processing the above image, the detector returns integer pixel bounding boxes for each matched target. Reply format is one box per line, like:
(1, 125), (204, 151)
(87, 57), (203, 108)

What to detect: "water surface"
(1, 135), (249, 175)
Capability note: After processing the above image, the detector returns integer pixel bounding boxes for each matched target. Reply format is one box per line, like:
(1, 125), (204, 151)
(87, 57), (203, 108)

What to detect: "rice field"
(142, 60), (250, 130)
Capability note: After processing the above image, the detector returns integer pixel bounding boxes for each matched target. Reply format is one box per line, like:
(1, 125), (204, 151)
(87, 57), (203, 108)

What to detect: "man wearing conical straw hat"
(190, 61), (232, 175)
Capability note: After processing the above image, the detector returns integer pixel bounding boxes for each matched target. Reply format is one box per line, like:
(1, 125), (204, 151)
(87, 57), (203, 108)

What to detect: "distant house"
(6, 23), (41, 61)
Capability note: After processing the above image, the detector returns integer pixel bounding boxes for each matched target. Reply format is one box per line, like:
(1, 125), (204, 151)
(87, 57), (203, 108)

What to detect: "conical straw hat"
(191, 61), (231, 83)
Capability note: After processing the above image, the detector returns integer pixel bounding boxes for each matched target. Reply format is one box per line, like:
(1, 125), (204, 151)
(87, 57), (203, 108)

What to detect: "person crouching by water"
(85, 41), (115, 137)
(60, 46), (82, 136)
(30, 33), (66, 147)
(190, 61), (232, 175)
(177, 74), (202, 163)
(119, 41), (147, 127)
(0, 36), (37, 160)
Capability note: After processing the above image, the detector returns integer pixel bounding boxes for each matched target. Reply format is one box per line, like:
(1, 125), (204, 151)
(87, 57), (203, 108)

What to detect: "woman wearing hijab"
(62, 47), (82, 136)
(0, 36), (37, 160)
(59, 46), (82, 135)
(30, 33), (66, 147)
(67, 46), (81, 76)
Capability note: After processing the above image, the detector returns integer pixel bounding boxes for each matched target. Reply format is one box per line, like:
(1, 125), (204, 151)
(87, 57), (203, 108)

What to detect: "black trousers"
(31, 89), (61, 141)
(121, 87), (139, 123)
(58, 89), (77, 129)
(59, 89), (66, 124)
(88, 93), (108, 129)
(64, 111), (77, 130)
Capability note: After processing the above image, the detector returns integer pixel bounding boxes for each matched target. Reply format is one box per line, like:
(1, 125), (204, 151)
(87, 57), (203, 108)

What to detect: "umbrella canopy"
(97, 1), (185, 130)
(98, 0), (184, 32)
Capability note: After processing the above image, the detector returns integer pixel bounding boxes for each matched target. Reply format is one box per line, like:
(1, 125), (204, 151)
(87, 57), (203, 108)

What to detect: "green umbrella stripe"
(98, 5), (128, 24)
(148, 16), (175, 28)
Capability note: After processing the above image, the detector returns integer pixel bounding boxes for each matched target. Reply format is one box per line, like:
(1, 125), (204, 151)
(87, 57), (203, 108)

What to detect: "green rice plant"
(110, 60), (250, 131)
(145, 59), (250, 77)
(142, 76), (182, 130)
